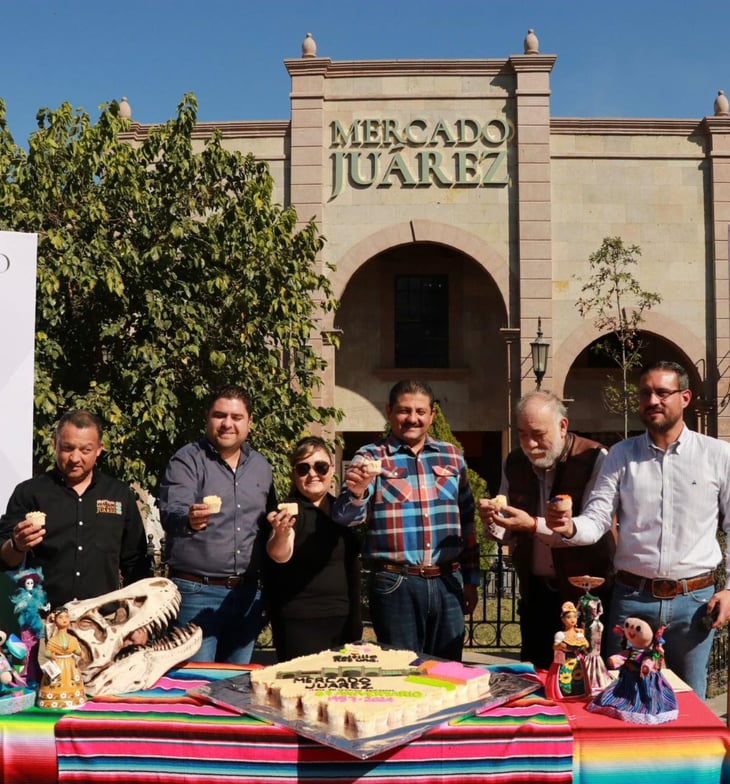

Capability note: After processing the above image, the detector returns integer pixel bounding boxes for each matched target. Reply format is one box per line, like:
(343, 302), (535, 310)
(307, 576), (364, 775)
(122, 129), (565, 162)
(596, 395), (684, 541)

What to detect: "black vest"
(505, 433), (615, 602)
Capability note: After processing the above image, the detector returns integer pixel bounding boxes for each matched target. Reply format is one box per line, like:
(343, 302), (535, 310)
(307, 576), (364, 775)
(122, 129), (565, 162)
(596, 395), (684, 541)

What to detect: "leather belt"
(368, 560), (460, 578)
(170, 569), (252, 589)
(616, 569), (714, 599)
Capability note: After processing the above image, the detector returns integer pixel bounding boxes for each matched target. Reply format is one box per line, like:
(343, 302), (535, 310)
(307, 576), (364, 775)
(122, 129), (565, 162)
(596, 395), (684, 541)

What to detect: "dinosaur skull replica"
(63, 577), (202, 696)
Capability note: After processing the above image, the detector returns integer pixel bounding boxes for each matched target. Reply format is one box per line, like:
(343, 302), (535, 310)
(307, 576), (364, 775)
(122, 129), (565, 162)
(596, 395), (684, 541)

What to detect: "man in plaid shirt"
(332, 380), (479, 660)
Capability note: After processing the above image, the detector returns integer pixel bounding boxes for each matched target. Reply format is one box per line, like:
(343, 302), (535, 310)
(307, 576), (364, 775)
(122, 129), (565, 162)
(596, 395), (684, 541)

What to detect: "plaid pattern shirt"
(331, 435), (480, 584)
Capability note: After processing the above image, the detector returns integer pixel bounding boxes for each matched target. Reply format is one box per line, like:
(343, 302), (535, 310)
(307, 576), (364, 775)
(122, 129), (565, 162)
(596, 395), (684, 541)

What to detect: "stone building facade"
(128, 31), (730, 493)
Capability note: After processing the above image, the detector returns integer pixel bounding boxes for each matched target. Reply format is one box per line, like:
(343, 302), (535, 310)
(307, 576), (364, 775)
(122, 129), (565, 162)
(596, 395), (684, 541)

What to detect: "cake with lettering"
(249, 642), (491, 738)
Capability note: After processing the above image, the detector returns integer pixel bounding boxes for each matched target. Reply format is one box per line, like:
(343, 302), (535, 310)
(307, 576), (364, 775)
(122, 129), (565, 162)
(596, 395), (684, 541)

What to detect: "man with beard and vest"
(479, 390), (615, 669)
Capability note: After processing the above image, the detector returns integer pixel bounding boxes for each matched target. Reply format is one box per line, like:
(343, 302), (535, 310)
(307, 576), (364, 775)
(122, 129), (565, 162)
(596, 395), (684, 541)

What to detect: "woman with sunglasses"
(264, 437), (362, 661)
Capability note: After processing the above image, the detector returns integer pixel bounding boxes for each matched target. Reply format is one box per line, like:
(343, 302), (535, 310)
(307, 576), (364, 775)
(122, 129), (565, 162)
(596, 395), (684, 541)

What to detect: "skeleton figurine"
(63, 578), (202, 696)
(10, 568), (50, 685)
(569, 575), (613, 695)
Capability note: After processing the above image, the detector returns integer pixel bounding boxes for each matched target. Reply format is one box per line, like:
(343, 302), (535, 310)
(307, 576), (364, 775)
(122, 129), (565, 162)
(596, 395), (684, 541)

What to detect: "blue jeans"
(606, 579), (715, 699)
(368, 569), (465, 660)
(172, 578), (264, 664)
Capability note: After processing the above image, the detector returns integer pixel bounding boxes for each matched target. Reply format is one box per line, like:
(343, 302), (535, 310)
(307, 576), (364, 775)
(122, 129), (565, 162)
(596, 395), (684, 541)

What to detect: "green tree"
(575, 236), (662, 438)
(0, 94), (340, 495)
(428, 404), (495, 569)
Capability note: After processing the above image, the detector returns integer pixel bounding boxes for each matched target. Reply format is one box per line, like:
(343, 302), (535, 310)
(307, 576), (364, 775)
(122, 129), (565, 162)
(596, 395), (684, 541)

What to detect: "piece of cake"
(203, 495), (222, 514)
(25, 511), (46, 530)
(277, 502), (299, 516)
(363, 459), (382, 475)
(492, 494), (508, 511)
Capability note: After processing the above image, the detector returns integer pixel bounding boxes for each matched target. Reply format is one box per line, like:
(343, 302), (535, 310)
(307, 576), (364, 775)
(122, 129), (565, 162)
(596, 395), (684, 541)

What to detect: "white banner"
(0, 231), (37, 512)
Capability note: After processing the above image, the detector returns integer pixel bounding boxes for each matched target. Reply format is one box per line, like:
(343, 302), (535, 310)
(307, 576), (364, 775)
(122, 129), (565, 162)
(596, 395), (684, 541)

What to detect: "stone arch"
(551, 311), (706, 398)
(330, 219), (509, 304)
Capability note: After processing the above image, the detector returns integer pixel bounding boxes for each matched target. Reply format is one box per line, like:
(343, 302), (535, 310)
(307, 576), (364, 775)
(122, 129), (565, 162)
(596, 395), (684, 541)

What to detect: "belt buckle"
(652, 578), (678, 599)
(225, 575), (240, 589)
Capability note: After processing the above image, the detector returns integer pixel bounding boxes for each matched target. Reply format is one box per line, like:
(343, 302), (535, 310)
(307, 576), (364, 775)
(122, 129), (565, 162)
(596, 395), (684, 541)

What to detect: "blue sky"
(3, 0), (729, 145)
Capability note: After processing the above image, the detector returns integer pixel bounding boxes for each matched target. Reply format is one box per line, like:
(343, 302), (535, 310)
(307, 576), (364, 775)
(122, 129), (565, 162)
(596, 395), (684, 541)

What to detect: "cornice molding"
(508, 54), (557, 73)
(120, 120), (290, 143)
(286, 57), (510, 79)
(551, 117), (704, 136)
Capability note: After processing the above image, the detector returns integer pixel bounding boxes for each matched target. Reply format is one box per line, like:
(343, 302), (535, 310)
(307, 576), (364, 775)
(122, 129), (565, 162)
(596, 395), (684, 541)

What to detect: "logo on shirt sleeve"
(97, 500), (123, 515)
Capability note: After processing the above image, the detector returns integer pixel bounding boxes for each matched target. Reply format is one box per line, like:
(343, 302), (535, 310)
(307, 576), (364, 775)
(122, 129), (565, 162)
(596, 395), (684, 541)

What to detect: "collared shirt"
(331, 435), (480, 584)
(497, 447), (607, 577)
(0, 468), (150, 608)
(569, 426), (730, 586)
(159, 438), (276, 577)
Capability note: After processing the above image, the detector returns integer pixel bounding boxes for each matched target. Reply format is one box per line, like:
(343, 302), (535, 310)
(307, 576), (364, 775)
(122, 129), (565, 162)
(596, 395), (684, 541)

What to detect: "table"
(564, 689), (730, 784)
(0, 663), (728, 784)
(54, 663), (572, 783)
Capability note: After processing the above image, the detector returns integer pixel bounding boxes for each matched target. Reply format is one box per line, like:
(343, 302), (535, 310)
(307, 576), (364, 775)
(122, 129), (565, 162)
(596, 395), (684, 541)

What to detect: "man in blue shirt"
(160, 386), (276, 663)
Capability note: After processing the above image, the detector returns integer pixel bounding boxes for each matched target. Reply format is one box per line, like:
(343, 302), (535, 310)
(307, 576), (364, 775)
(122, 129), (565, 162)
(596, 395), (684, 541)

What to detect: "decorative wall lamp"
(530, 317), (549, 390)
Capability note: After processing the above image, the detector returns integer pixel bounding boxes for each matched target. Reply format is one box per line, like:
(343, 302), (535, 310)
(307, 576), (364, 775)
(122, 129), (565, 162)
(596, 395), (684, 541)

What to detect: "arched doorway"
(334, 241), (507, 495)
(564, 331), (700, 445)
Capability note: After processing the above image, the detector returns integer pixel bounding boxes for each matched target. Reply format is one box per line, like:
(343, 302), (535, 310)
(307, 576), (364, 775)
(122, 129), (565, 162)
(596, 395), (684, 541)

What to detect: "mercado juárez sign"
(329, 116), (513, 200)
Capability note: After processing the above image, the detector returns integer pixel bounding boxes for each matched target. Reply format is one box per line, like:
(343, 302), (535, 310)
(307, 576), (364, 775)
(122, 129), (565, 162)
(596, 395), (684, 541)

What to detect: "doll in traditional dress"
(587, 615), (678, 725)
(546, 601), (591, 701)
(10, 569), (50, 685)
(36, 607), (86, 709)
(580, 595), (613, 695)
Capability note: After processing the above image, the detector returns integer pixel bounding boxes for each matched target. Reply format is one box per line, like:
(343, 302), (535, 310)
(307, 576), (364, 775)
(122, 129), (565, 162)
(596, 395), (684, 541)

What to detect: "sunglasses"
(294, 460), (332, 478)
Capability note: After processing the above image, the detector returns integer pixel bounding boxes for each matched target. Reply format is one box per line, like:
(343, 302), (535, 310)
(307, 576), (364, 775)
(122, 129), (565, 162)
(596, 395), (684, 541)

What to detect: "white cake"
(249, 642), (491, 738)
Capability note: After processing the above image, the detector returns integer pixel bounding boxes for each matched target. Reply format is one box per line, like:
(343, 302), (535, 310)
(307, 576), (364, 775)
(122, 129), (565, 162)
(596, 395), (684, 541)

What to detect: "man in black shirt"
(0, 410), (150, 608)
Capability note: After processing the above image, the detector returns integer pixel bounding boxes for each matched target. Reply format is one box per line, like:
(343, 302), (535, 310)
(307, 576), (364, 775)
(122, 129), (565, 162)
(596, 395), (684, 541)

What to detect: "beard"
(523, 443), (564, 469)
(641, 407), (682, 434)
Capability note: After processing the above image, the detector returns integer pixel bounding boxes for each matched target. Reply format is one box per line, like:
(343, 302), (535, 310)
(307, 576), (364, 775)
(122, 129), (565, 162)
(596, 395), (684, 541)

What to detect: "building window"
(394, 275), (449, 367)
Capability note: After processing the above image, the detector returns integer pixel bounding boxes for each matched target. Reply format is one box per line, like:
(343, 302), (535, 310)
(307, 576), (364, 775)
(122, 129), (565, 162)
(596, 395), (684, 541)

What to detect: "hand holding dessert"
(11, 511), (47, 552)
(188, 503), (212, 531)
(478, 496), (538, 534)
(266, 503), (298, 535)
(343, 458), (381, 500)
(545, 494), (575, 536)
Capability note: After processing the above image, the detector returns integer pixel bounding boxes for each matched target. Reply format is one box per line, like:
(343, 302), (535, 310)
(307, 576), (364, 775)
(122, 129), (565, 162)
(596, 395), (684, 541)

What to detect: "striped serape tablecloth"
(0, 705), (66, 784)
(55, 662), (573, 784)
(562, 685), (730, 784)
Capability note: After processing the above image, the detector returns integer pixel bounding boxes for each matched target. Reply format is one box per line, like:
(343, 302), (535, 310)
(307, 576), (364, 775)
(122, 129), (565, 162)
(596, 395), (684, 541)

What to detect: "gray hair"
(514, 390), (567, 422)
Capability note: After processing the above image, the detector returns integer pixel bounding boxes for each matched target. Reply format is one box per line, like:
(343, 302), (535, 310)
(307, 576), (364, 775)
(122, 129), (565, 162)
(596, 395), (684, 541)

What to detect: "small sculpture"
(546, 600), (590, 701)
(36, 607), (86, 710)
(10, 568), (50, 685)
(0, 629), (33, 715)
(587, 615), (678, 724)
(570, 575), (612, 695)
(63, 577), (201, 696)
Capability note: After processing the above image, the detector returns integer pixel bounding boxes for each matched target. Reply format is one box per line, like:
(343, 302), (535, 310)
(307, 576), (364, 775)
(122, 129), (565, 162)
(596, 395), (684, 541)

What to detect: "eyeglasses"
(294, 461), (332, 478)
(638, 388), (683, 401)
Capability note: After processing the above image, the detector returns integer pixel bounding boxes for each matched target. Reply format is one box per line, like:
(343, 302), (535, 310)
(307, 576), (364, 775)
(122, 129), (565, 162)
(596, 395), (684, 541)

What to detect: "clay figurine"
(587, 615), (678, 724)
(546, 600), (590, 700)
(36, 607), (86, 710)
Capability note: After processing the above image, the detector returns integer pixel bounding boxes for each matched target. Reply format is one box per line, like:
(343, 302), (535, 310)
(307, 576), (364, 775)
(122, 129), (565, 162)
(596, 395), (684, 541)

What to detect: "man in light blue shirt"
(547, 361), (730, 698)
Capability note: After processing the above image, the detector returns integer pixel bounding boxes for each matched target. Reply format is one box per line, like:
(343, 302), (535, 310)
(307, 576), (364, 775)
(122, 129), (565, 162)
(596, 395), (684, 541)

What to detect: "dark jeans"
(606, 579), (715, 699)
(172, 578), (263, 664)
(368, 568), (465, 660)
